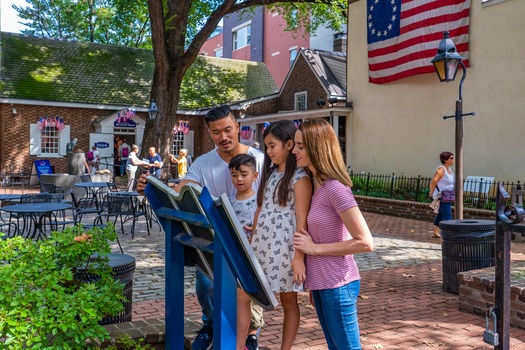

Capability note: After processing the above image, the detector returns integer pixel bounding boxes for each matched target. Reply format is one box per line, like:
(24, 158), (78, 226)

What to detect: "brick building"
(236, 48), (351, 158)
(0, 32), (276, 177)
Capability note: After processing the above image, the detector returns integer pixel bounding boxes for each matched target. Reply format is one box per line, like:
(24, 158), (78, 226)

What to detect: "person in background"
(251, 120), (312, 350)
(114, 138), (122, 177)
(292, 118), (374, 350)
(169, 148), (188, 178)
(125, 144), (148, 191)
(87, 145), (100, 173)
(429, 151), (455, 238)
(119, 138), (130, 177)
(137, 105), (265, 350)
(147, 147), (163, 179)
(227, 153), (265, 350)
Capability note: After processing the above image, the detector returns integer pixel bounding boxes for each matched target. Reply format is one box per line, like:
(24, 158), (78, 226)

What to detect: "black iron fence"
(348, 170), (524, 211)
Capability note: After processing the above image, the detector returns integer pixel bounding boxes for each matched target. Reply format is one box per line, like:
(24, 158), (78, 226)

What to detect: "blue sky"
(1, 0), (28, 33)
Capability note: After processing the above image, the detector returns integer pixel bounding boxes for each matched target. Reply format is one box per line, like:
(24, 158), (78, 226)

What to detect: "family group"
(138, 105), (375, 350)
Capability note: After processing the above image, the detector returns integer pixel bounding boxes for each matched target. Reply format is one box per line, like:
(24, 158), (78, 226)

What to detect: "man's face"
(149, 148), (155, 156)
(207, 115), (239, 153)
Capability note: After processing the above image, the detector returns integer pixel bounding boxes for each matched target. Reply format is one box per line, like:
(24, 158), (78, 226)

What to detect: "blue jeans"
(120, 159), (127, 176)
(434, 200), (452, 226)
(196, 269), (214, 329)
(312, 280), (362, 350)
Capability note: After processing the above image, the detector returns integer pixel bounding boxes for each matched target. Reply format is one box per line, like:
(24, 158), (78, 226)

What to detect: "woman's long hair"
(257, 120), (298, 207)
(298, 119), (352, 187)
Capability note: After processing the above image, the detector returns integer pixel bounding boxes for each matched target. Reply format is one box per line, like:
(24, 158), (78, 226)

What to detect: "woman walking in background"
(292, 118), (373, 350)
(429, 151), (455, 238)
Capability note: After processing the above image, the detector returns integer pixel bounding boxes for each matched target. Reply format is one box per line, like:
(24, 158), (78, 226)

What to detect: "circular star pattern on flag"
(368, 0), (400, 38)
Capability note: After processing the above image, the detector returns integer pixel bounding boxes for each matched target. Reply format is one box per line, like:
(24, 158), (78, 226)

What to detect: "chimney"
(333, 32), (347, 53)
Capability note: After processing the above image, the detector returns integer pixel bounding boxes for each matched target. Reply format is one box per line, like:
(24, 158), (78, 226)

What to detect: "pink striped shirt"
(305, 179), (361, 290)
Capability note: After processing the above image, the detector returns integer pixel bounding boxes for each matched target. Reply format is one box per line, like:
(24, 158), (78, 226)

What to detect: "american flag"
(367, 0), (471, 84)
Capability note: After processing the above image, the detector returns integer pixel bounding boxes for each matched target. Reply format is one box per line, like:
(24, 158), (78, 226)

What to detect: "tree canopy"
(14, 0), (152, 48)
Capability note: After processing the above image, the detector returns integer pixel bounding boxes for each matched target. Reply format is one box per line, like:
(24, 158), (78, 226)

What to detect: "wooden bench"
(510, 186), (525, 243)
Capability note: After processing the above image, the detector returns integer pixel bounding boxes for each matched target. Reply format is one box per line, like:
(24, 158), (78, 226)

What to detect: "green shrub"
(102, 335), (154, 350)
(0, 224), (125, 349)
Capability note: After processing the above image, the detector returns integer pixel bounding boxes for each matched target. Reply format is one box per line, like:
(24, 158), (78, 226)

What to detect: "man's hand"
(136, 172), (149, 194)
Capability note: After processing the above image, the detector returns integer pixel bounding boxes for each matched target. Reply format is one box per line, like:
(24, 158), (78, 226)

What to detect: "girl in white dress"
(251, 120), (312, 350)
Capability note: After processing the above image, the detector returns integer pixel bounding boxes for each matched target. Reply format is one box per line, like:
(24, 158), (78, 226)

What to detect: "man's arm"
(135, 173), (200, 194)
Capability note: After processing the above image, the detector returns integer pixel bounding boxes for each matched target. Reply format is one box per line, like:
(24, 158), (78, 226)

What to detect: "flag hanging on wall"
(367, 0), (471, 84)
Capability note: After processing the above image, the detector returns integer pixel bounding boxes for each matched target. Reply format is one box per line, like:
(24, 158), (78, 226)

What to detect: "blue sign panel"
(114, 119), (136, 128)
(95, 141), (110, 149)
(34, 160), (53, 178)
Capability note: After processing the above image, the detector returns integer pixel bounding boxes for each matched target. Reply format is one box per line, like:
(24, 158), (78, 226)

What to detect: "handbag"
(437, 185), (455, 203)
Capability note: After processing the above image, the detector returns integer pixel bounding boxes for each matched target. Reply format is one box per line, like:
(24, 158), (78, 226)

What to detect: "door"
(89, 133), (115, 170)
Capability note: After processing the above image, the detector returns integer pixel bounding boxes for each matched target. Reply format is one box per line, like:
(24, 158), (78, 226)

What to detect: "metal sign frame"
(145, 177), (278, 349)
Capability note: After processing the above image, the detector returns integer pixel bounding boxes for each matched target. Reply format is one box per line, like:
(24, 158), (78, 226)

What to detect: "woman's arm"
(294, 206), (373, 256)
(169, 154), (179, 164)
(291, 176), (312, 284)
(429, 167), (445, 196)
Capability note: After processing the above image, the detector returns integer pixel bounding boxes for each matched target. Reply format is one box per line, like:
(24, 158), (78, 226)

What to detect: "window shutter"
(29, 124), (41, 155)
(183, 130), (194, 157)
(59, 126), (71, 156)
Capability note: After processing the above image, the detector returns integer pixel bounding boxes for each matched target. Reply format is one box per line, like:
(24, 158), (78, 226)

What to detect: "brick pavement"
(130, 212), (525, 349)
(5, 187), (525, 348)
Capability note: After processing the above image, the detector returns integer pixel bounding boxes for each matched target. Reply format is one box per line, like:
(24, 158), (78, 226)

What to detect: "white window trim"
(214, 47), (223, 57)
(294, 91), (307, 111)
(232, 20), (252, 33)
(30, 124), (70, 157)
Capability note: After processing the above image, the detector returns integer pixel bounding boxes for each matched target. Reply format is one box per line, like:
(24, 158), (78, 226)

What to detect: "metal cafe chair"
(107, 182), (119, 192)
(69, 190), (102, 225)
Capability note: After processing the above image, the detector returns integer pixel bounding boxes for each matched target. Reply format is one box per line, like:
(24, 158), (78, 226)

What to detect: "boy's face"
(230, 164), (258, 193)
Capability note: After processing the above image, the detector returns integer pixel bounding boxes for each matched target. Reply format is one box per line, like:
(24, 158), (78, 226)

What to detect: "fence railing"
(348, 170), (524, 211)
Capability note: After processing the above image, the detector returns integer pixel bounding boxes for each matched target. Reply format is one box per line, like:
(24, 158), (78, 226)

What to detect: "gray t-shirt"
(228, 192), (257, 239)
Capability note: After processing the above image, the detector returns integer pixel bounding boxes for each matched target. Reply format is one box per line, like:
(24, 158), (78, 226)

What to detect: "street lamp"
(431, 31), (475, 219)
(148, 98), (161, 151)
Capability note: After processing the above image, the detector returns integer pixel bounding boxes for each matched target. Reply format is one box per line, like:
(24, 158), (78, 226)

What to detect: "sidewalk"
(129, 212), (525, 349)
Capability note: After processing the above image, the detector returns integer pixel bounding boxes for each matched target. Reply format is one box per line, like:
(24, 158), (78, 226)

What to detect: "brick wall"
(457, 264), (525, 330)
(355, 195), (494, 222)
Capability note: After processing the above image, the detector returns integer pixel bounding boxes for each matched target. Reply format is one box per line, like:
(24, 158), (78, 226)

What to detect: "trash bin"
(440, 219), (495, 294)
(77, 253), (136, 325)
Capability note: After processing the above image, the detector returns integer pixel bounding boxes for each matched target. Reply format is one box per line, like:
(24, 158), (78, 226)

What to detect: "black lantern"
(431, 31), (463, 82)
(148, 99), (159, 121)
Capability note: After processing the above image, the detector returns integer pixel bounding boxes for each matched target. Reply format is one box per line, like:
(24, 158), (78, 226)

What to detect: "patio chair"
(80, 174), (92, 182)
(39, 182), (66, 194)
(107, 182), (119, 192)
(69, 190), (102, 224)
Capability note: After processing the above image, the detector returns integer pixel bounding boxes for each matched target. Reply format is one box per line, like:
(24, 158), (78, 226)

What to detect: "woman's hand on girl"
(293, 228), (316, 255)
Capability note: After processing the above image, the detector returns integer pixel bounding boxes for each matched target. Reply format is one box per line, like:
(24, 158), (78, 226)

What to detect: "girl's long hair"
(257, 120), (298, 207)
(298, 119), (352, 187)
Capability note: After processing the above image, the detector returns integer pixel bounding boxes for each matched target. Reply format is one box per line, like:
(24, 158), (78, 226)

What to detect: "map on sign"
(146, 177), (278, 310)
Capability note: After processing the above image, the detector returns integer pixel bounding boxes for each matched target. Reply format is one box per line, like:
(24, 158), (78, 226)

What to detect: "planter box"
(457, 262), (525, 329)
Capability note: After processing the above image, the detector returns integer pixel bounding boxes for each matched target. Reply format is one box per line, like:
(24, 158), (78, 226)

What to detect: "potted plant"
(0, 224), (125, 349)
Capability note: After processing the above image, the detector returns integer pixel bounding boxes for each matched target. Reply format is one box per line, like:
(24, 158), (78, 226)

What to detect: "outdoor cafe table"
(74, 182), (108, 208)
(1, 202), (72, 241)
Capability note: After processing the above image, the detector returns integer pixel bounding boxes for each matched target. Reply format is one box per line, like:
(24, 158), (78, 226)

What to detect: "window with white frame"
(214, 47), (223, 57)
(233, 23), (251, 50)
(171, 131), (185, 155)
(289, 48), (298, 67)
(295, 91), (307, 111)
(41, 126), (59, 154)
(29, 124), (70, 157)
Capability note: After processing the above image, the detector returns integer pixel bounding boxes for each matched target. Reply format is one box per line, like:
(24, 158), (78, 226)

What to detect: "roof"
(0, 32), (277, 109)
(290, 48), (346, 98)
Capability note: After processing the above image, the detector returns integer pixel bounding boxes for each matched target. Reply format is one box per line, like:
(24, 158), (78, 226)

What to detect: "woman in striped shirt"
(292, 118), (374, 350)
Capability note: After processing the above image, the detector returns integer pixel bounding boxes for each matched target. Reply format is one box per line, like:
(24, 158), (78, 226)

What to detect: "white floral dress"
(252, 168), (307, 293)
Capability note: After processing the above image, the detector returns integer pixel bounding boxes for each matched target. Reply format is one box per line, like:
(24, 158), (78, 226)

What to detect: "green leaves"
(0, 224), (124, 349)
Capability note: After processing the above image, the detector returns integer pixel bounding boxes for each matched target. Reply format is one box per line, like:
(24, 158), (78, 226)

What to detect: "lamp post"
(148, 99), (161, 151)
(431, 31), (475, 220)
